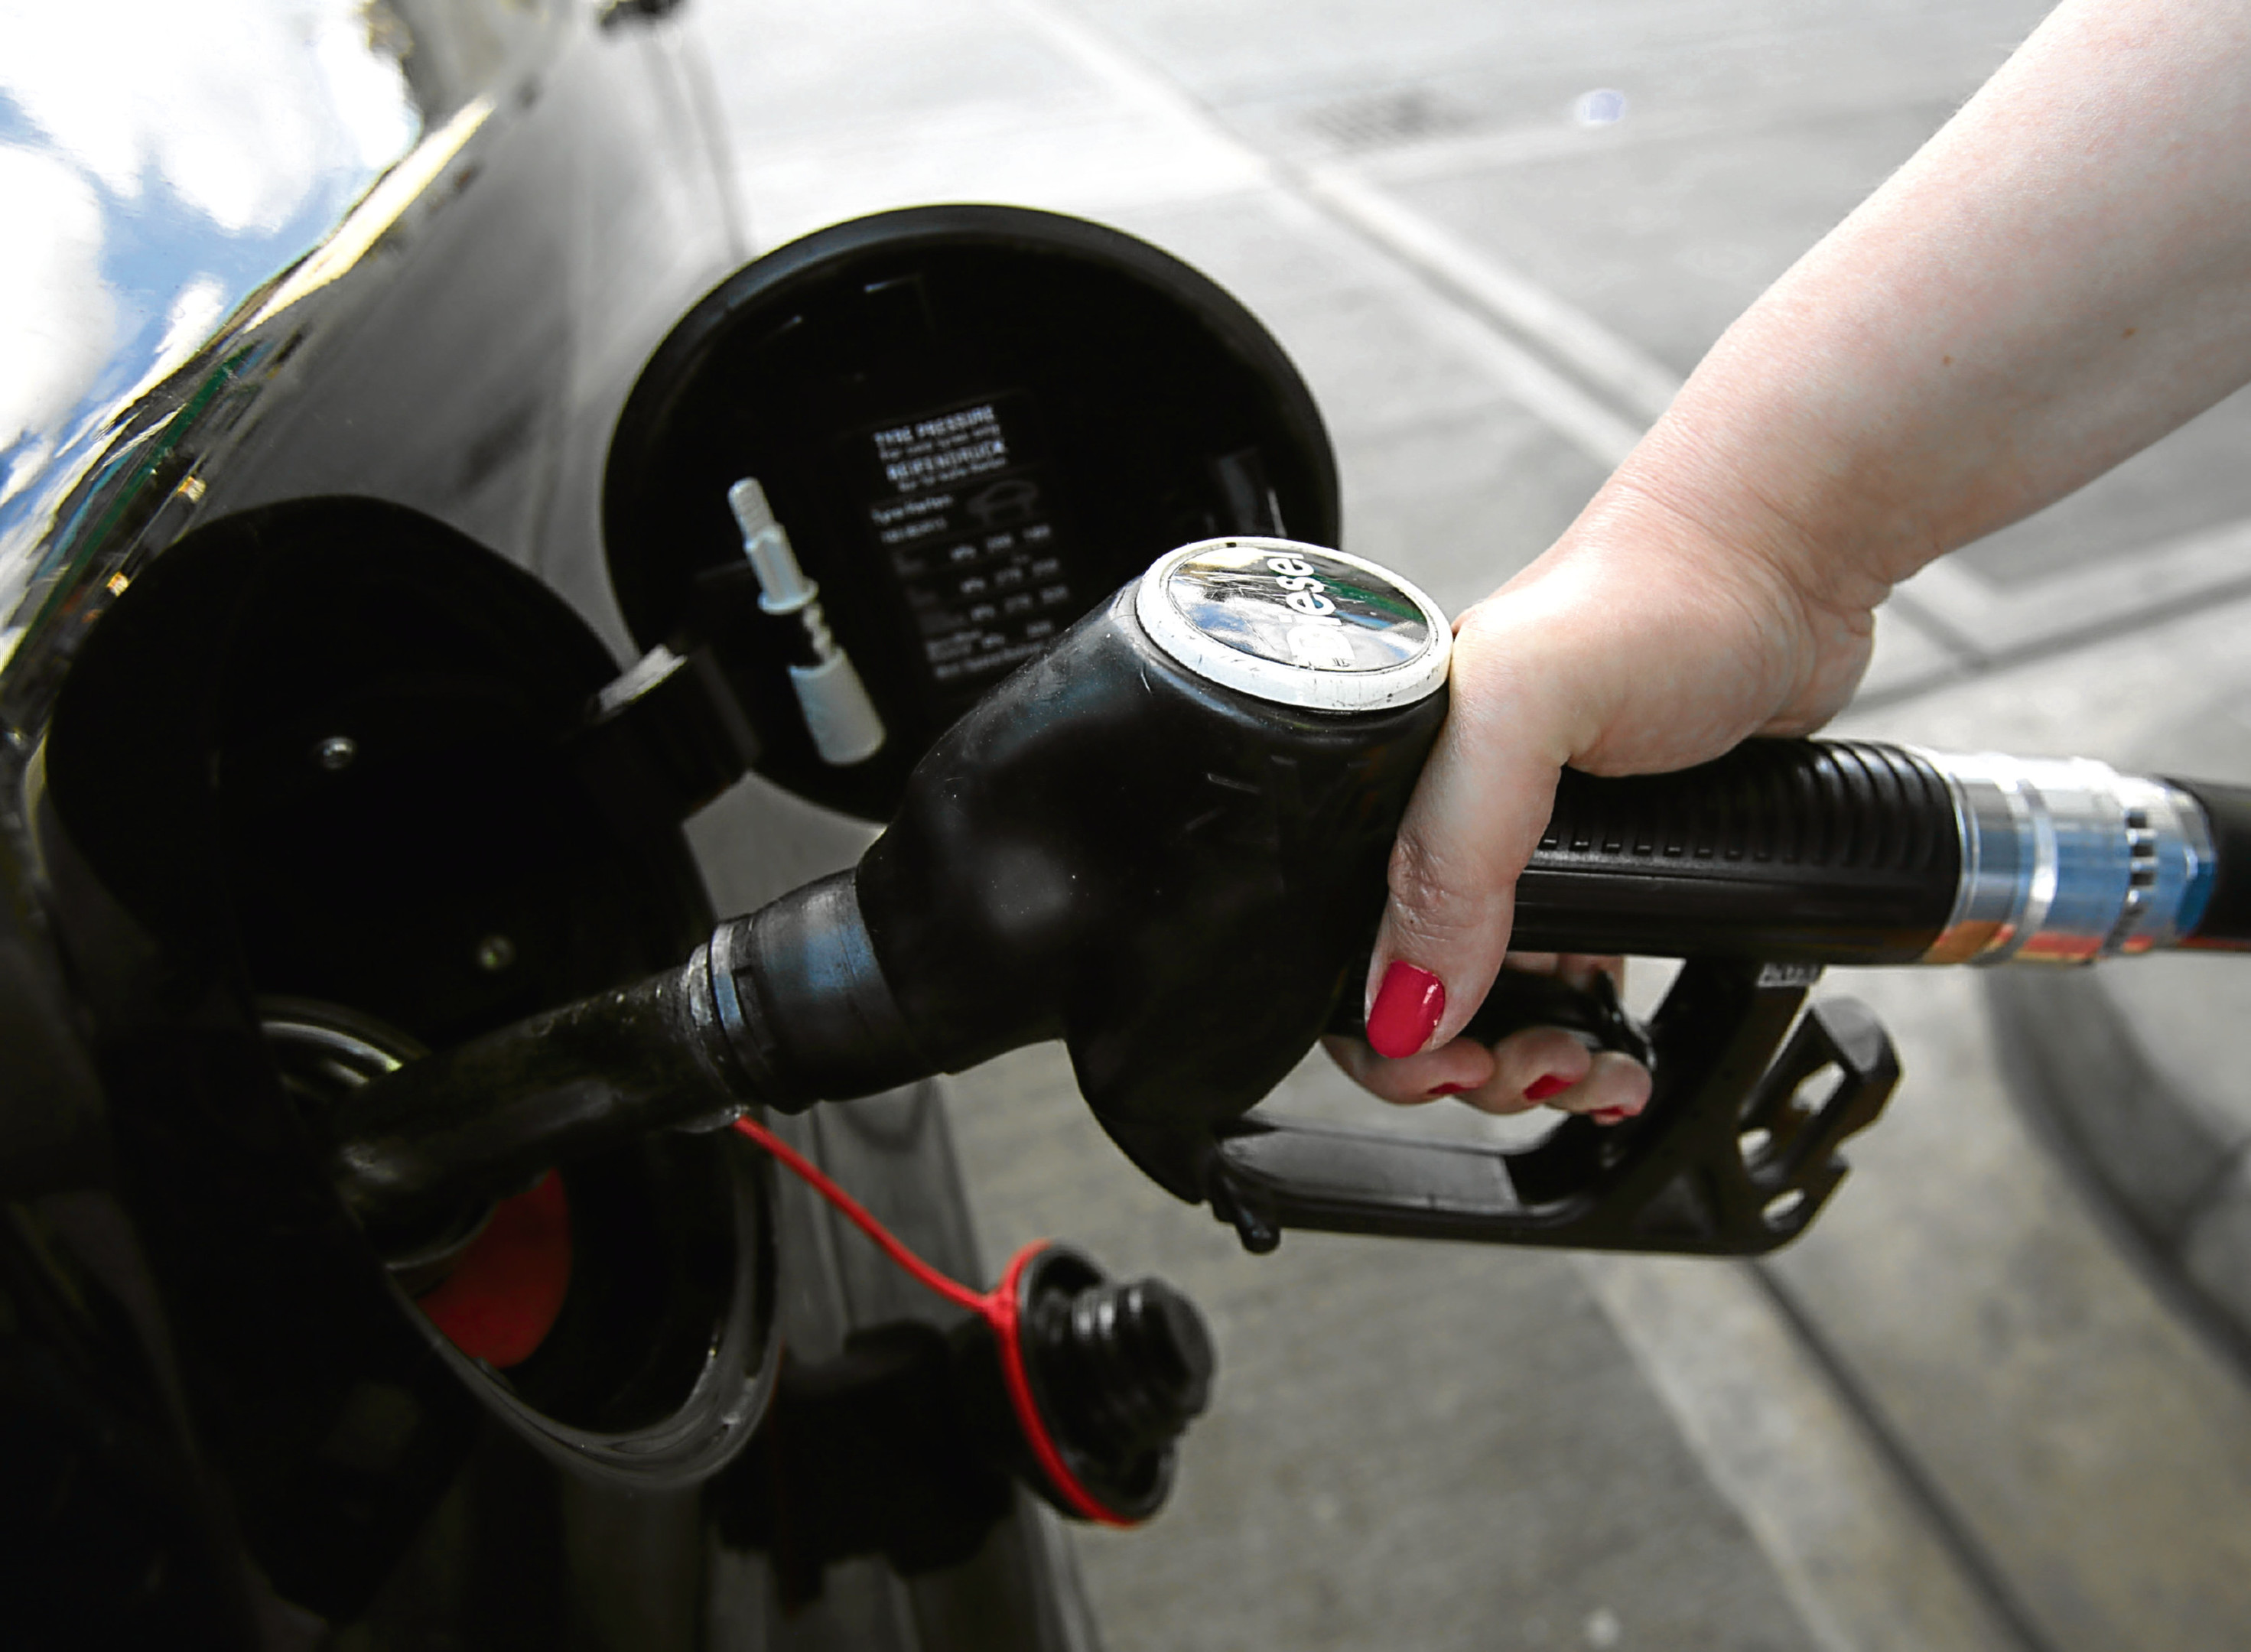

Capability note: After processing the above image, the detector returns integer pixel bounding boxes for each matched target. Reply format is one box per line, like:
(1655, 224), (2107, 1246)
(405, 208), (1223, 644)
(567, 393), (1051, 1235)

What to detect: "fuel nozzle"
(327, 538), (1454, 1230)
(317, 521), (2251, 1273)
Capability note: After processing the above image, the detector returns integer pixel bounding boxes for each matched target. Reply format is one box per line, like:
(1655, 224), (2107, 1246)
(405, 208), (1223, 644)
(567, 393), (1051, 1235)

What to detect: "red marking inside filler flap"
(419, 1170), (571, 1368)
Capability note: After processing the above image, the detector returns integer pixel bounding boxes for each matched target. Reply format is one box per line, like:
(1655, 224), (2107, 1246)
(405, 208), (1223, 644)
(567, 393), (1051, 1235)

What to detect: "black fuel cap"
(1134, 537), (1450, 713)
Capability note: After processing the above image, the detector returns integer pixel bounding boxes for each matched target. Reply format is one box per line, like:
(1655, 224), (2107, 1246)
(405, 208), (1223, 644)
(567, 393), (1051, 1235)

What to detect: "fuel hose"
(1507, 742), (2247, 965)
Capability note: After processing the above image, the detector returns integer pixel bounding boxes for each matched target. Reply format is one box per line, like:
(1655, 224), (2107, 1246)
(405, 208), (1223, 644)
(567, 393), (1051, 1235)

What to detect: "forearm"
(1609, 0), (2251, 612)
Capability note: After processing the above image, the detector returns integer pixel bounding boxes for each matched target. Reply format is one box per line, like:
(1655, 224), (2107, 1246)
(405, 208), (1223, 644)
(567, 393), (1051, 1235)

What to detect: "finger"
(1553, 953), (1626, 994)
(1365, 613), (1579, 1059)
(1321, 1034), (1497, 1107)
(1450, 1026), (1596, 1116)
(1522, 1050), (1652, 1124)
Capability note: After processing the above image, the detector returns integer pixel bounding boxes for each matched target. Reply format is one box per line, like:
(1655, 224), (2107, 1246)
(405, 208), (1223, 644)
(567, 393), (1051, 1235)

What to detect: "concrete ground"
(678, 2), (2251, 1647)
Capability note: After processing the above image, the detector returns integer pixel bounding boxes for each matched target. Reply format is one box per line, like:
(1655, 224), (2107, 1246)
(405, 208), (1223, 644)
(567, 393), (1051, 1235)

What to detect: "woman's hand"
(1335, 470), (1876, 1120)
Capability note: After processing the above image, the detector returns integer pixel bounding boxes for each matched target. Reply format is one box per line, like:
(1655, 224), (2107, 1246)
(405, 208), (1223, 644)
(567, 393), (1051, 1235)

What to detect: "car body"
(0, 5), (1091, 1644)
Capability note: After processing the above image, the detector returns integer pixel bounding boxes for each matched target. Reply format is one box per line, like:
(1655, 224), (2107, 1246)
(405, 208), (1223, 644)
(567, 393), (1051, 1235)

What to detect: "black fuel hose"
(2176, 778), (2251, 948)
(1505, 740), (2244, 964)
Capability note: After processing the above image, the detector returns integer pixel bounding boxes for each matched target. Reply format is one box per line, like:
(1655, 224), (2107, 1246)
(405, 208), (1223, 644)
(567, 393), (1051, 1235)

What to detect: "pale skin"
(1332, 0), (2251, 1119)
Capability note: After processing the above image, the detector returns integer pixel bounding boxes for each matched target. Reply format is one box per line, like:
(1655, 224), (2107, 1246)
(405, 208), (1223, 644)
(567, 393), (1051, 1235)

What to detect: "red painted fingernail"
(1367, 962), (1446, 1059)
(1524, 1073), (1573, 1102)
(1591, 1106), (1631, 1125)
(1426, 1081), (1470, 1098)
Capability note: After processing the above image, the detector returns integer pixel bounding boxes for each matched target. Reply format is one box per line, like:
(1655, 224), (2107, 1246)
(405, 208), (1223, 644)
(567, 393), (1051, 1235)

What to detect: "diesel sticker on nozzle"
(848, 392), (1082, 695)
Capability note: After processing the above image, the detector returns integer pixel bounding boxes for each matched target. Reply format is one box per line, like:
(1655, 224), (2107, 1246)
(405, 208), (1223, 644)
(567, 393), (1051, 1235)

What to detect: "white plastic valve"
(726, 479), (815, 615)
(727, 478), (886, 766)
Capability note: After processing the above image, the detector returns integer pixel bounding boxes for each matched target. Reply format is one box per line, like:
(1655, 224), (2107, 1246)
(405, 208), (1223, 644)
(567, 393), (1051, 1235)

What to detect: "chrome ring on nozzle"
(1916, 750), (2218, 964)
(1133, 538), (1451, 714)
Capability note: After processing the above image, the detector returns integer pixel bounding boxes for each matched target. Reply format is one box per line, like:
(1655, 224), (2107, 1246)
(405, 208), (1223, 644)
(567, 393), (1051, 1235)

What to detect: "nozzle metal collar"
(1134, 538), (1450, 714)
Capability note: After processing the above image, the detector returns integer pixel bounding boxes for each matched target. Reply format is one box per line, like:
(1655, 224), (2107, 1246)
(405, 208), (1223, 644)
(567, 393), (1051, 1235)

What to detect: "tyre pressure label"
(849, 392), (1080, 695)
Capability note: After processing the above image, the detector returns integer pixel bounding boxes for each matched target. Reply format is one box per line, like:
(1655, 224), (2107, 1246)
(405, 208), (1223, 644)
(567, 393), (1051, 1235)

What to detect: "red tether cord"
(729, 1114), (1131, 1527)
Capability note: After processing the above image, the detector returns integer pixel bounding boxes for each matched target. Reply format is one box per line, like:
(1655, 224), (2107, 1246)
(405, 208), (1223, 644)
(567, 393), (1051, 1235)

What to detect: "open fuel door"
(602, 204), (1339, 821)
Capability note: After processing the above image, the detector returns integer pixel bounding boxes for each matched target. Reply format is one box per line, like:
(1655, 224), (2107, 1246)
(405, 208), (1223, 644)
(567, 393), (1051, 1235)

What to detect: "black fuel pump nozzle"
(333, 539), (1449, 1228)
(325, 537), (1437, 1530)
(331, 537), (2251, 1268)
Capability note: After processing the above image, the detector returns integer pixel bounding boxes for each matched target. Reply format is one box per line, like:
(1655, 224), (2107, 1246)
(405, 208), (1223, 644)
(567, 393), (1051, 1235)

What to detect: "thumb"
(1362, 627), (1573, 1059)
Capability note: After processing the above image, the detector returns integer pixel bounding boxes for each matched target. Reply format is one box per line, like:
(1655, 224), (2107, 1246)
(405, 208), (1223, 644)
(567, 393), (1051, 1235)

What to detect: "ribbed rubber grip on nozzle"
(1509, 740), (1963, 963)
